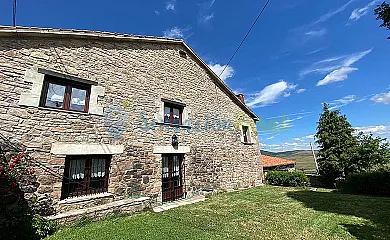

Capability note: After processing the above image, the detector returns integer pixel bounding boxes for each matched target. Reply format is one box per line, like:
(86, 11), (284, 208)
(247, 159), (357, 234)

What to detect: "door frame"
(161, 153), (184, 202)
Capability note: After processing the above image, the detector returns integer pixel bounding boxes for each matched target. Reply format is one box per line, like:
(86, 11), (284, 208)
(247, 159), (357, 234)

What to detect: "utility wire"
(13, 0), (17, 27)
(218, 0), (271, 78)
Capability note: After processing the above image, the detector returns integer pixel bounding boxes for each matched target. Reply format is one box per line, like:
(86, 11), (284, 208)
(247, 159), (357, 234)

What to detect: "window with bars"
(40, 75), (91, 113)
(61, 155), (111, 199)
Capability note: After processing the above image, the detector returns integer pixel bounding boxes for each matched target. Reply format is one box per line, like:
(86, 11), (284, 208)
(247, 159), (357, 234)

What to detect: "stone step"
(47, 196), (151, 224)
(153, 195), (206, 212)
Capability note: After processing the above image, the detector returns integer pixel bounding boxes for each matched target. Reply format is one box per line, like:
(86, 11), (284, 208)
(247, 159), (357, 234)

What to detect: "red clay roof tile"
(261, 155), (296, 168)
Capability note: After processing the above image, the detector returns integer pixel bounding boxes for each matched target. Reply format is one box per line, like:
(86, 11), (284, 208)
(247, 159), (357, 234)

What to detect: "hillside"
(261, 150), (318, 173)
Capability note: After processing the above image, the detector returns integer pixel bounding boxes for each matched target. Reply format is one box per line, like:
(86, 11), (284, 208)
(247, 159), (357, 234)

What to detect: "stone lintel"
(51, 143), (124, 155)
(153, 146), (190, 154)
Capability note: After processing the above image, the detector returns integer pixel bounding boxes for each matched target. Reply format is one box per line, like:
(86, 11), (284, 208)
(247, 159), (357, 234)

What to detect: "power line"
(13, 0), (17, 27)
(218, 0), (271, 78)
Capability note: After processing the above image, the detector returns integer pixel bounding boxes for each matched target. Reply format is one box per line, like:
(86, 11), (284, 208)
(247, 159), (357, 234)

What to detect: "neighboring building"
(0, 26), (263, 216)
(261, 155), (296, 172)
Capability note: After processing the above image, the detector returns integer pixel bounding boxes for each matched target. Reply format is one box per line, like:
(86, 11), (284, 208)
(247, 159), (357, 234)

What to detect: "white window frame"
(155, 98), (189, 125)
(19, 67), (105, 116)
(240, 123), (254, 144)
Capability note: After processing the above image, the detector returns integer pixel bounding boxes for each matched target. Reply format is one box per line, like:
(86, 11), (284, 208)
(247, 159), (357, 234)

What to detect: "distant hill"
(261, 150), (319, 174)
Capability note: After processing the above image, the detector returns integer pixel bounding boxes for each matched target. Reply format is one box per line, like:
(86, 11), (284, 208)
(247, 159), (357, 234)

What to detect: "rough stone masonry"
(0, 27), (263, 213)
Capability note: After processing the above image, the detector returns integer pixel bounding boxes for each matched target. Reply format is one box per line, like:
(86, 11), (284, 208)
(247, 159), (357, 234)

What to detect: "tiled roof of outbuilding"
(261, 155), (296, 168)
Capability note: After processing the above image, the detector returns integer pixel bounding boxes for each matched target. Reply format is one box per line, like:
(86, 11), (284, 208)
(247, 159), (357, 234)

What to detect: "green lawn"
(47, 186), (390, 240)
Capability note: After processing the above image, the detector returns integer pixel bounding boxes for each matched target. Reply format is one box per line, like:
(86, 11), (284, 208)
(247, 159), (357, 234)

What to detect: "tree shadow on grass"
(287, 190), (390, 240)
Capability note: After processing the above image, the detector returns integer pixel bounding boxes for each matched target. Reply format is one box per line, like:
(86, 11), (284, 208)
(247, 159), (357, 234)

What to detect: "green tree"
(375, 1), (390, 39)
(315, 103), (357, 182)
(351, 132), (390, 172)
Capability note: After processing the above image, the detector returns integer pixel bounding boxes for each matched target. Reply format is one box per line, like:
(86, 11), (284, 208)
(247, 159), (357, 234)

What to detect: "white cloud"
(198, 0), (216, 24)
(371, 91), (390, 104)
(328, 95), (356, 110)
(301, 49), (372, 78)
(166, 0), (176, 11)
(246, 81), (297, 108)
(349, 0), (380, 21)
(354, 125), (390, 135)
(305, 29), (327, 37)
(296, 88), (306, 94)
(305, 48), (326, 55)
(292, 134), (315, 142)
(311, 0), (356, 25)
(155, 10), (160, 15)
(266, 111), (313, 120)
(208, 63), (235, 81)
(266, 135), (277, 140)
(261, 141), (314, 152)
(317, 67), (358, 86)
(162, 26), (191, 39)
(305, 134), (315, 140)
(202, 13), (214, 22)
(261, 133), (319, 152)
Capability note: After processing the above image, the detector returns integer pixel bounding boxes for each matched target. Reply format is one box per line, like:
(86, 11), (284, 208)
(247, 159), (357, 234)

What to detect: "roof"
(0, 26), (259, 121)
(261, 155), (296, 168)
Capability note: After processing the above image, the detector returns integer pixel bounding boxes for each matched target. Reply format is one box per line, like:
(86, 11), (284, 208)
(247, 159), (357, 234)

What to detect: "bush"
(266, 171), (310, 187)
(32, 214), (58, 239)
(338, 171), (390, 197)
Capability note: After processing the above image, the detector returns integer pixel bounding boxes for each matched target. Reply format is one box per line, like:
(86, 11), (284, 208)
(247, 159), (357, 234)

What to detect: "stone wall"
(0, 34), (263, 210)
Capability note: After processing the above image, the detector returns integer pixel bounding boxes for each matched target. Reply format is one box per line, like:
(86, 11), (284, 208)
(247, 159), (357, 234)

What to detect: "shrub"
(266, 171), (310, 187)
(0, 152), (38, 240)
(32, 214), (58, 239)
(338, 171), (390, 197)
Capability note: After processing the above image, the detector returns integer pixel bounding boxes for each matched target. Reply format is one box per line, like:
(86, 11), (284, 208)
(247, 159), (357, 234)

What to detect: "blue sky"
(1, 0), (389, 152)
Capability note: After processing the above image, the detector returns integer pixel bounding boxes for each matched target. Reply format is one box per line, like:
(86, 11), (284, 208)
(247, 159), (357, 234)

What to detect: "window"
(242, 125), (251, 144)
(164, 103), (183, 125)
(61, 155), (111, 199)
(40, 75), (91, 113)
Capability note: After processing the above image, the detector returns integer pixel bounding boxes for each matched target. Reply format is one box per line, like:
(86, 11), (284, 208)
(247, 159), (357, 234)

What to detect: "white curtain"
(70, 159), (85, 180)
(92, 158), (106, 178)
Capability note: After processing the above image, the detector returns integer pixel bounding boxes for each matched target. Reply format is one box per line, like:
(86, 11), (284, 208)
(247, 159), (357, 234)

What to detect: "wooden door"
(162, 154), (184, 202)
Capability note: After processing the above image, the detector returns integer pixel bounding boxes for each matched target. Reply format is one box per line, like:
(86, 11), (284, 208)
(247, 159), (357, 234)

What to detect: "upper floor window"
(40, 76), (91, 113)
(241, 125), (253, 144)
(164, 103), (183, 125)
(242, 126), (249, 143)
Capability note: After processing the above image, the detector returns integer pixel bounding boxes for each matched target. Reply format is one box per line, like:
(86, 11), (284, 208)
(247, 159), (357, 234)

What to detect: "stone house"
(0, 26), (263, 217)
(261, 155), (296, 173)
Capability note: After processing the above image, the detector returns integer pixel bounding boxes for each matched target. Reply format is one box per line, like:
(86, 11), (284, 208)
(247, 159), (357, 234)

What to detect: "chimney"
(236, 94), (245, 104)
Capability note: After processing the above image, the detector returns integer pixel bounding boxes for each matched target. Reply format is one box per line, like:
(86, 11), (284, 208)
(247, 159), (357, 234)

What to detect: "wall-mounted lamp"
(172, 134), (179, 146)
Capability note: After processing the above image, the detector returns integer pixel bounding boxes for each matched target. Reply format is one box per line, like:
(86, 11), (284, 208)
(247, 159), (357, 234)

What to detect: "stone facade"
(0, 27), (263, 213)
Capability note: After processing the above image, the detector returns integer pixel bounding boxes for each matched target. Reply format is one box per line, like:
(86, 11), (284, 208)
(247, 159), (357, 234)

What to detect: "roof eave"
(0, 26), (259, 121)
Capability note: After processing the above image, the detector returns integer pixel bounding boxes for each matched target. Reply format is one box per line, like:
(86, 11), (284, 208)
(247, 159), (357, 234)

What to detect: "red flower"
(0, 166), (2, 172)
(29, 169), (35, 174)
(12, 182), (17, 187)
(10, 163), (15, 168)
(18, 174), (23, 179)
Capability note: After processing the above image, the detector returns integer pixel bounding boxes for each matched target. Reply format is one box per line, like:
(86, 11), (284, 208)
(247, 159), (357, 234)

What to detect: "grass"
(46, 185), (390, 240)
